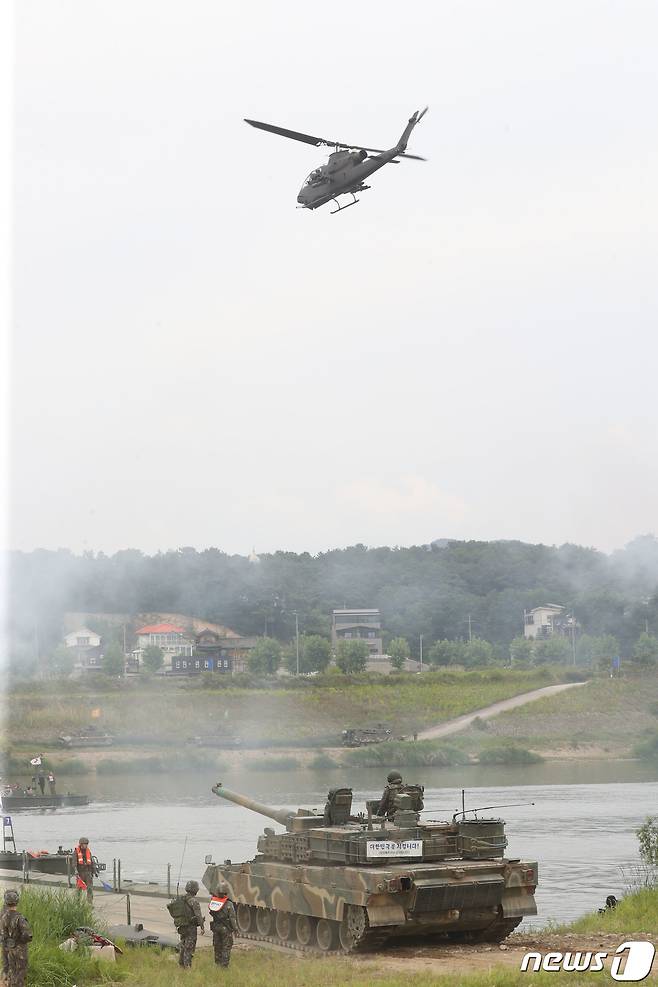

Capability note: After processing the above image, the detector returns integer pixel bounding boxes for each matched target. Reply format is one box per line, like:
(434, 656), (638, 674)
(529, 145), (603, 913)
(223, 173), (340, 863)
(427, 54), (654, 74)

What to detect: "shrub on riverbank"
(344, 740), (469, 767)
(309, 753), (339, 770)
(478, 742), (543, 764)
(633, 732), (658, 759)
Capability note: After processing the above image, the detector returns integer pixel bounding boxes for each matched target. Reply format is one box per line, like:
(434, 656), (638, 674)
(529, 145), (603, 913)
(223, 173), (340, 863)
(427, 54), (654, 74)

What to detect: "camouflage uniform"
(0, 905), (32, 987)
(377, 782), (402, 818)
(178, 894), (204, 968)
(210, 899), (238, 968)
(1, 904), (7, 981)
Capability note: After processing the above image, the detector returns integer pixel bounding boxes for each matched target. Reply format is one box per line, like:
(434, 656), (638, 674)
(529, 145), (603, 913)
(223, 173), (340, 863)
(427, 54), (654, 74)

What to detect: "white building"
(523, 605), (566, 640)
(64, 628), (101, 648)
(135, 622), (194, 664)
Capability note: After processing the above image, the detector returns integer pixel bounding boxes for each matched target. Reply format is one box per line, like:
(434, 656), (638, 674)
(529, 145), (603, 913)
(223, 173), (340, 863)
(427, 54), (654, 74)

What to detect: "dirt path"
(418, 681), (588, 741)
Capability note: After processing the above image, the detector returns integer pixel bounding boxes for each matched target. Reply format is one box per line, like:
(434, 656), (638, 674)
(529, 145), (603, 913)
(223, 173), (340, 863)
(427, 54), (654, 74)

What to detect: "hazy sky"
(10, 0), (658, 556)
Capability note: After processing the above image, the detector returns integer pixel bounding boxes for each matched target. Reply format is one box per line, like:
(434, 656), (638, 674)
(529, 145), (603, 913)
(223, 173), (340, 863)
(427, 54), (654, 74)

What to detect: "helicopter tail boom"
(396, 106), (428, 153)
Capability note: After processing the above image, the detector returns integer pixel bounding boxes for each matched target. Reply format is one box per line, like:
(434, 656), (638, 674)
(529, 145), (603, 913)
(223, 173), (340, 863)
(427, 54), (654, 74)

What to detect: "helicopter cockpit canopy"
(304, 168), (326, 186)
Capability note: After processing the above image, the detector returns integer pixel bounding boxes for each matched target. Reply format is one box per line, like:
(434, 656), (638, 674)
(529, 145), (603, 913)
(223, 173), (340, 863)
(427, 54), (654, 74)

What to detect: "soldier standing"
(209, 882), (238, 968)
(171, 880), (205, 968)
(0, 889), (32, 987)
(47, 771), (56, 795)
(377, 770), (403, 818)
(73, 837), (98, 901)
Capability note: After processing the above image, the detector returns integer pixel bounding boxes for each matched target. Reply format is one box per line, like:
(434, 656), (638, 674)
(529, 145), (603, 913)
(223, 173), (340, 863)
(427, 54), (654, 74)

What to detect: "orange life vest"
(75, 845), (92, 866)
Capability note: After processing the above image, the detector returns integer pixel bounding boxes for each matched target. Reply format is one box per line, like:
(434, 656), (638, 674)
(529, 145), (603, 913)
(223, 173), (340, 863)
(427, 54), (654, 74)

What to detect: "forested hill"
(9, 536), (658, 663)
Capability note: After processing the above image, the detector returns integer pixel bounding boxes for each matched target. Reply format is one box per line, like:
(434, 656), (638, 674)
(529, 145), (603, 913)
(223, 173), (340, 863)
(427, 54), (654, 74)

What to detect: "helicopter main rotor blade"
(244, 118), (387, 153)
(245, 119), (333, 147)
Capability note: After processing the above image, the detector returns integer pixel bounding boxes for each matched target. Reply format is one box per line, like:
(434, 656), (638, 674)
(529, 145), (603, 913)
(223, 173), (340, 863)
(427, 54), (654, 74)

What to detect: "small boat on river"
(0, 792), (91, 811)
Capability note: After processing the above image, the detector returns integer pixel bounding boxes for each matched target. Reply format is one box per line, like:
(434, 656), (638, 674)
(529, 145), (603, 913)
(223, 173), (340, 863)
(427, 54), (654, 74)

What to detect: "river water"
(8, 759), (658, 928)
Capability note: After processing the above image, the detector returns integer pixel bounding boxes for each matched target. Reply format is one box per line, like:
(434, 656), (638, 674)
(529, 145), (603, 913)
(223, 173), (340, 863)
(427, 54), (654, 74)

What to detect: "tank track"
(237, 926), (390, 955)
(447, 916), (522, 944)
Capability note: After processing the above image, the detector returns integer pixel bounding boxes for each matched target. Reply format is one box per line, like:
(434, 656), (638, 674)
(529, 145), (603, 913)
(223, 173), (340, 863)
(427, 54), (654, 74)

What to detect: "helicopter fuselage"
(297, 146), (399, 210)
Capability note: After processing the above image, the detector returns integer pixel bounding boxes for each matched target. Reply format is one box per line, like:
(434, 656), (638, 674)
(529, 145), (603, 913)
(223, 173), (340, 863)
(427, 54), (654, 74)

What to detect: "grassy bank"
(453, 673), (658, 758)
(4, 667), (562, 748)
(558, 886), (658, 935)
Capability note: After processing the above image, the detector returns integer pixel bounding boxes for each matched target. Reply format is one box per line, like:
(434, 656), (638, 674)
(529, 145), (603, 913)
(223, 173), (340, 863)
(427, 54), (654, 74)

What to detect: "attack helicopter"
(244, 107), (428, 214)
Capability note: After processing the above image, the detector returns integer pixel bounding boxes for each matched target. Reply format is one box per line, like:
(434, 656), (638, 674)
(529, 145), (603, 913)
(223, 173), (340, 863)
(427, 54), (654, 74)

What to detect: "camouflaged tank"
(202, 782), (538, 953)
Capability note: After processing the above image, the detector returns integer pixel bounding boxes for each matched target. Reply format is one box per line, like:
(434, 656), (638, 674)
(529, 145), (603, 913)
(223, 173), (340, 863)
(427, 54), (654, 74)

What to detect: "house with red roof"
(135, 622), (195, 661)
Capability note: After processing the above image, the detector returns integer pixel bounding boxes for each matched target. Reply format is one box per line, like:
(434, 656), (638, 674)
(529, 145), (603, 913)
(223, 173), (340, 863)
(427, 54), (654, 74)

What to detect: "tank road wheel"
(316, 918), (339, 952)
(236, 903), (255, 934)
(255, 908), (274, 936)
(338, 904), (368, 952)
(295, 913), (316, 946)
(275, 911), (293, 941)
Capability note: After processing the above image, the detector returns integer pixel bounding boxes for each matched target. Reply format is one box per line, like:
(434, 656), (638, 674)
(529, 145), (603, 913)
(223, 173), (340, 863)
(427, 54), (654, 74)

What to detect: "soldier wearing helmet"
(377, 770), (403, 819)
(208, 880), (238, 968)
(73, 837), (98, 901)
(0, 889), (32, 987)
(172, 880), (205, 968)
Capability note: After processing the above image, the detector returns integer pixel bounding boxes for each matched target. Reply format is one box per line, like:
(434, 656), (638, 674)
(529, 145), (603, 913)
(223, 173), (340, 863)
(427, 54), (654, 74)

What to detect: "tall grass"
(557, 887), (658, 935)
(16, 887), (122, 986)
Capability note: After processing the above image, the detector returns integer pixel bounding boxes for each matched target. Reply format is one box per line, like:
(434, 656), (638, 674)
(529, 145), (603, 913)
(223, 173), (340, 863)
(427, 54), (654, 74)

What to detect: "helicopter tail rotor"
(396, 106), (429, 154)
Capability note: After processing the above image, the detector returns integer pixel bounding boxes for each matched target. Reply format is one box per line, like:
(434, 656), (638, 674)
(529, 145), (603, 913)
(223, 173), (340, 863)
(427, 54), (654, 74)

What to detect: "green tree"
(248, 637), (282, 675)
(427, 639), (465, 666)
(388, 637), (410, 671)
(102, 642), (125, 677)
(283, 635), (331, 674)
(509, 636), (533, 663)
(633, 632), (658, 666)
(533, 637), (572, 663)
(50, 644), (75, 677)
(302, 635), (331, 673)
(336, 639), (369, 674)
(462, 637), (494, 667)
(637, 816), (658, 867)
(142, 645), (164, 673)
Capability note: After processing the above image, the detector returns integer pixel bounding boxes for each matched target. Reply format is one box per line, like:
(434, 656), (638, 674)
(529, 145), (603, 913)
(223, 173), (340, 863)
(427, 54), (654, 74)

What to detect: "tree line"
(9, 535), (658, 675)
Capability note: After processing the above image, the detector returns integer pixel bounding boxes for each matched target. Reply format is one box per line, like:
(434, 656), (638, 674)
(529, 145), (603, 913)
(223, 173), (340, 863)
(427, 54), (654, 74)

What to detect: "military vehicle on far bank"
(203, 782), (537, 953)
(58, 726), (114, 748)
(341, 725), (392, 747)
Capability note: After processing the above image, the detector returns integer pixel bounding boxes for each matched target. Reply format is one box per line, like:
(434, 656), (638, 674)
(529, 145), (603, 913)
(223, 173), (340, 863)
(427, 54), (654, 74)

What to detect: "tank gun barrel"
(212, 783), (293, 827)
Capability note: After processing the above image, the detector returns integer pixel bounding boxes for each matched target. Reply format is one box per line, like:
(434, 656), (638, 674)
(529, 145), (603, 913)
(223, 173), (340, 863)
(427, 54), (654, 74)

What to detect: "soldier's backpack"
(166, 896), (195, 931)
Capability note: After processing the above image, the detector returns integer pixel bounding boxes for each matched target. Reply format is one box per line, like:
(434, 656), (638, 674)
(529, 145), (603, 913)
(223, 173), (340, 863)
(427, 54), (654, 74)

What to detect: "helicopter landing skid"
(330, 186), (371, 215)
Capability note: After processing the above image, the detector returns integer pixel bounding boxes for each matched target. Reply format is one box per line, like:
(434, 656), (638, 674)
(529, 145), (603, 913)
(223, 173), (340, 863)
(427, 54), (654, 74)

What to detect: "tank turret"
(203, 780), (538, 953)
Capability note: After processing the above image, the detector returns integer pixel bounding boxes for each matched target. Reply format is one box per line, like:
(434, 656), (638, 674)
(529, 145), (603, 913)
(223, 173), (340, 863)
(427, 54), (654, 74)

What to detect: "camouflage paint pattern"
(204, 783), (538, 941)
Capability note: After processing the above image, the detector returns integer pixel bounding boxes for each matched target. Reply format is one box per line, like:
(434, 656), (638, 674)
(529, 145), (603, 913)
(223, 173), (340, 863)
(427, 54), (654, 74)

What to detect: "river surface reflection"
(10, 759), (658, 928)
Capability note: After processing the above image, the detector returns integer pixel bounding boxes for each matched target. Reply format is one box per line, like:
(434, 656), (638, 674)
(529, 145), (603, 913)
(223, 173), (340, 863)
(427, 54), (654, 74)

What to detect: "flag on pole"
(76, 876), (87, 891)
(29, 756), (42, 766)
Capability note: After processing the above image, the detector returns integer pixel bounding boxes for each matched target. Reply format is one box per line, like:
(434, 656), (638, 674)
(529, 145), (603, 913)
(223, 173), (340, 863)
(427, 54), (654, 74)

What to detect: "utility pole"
(570, 611), (577, 666)
(419, 634), (423, 671)
(293, 611), (300, 675)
